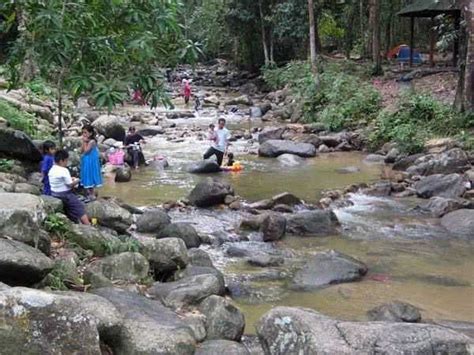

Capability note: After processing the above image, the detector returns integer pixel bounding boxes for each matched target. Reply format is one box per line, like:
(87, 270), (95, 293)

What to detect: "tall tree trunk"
(367, 0), (375, 59)
(345, 0), (357, 59)
(455, 0), (474, 112)
(314, 13), (323, 54)
(371, 0), (382, 75)
(308, 0), (318, 75)
(269, 28), (275, 65)
(258, 0), (270, 66)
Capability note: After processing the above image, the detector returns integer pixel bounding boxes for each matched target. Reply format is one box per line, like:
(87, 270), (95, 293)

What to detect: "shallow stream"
(101, 90), (474, 334)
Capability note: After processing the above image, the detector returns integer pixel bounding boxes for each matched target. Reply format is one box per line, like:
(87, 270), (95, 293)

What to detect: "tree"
(5, 1), (192, 145)
(455, 0), (474, 113)
(308, 0), (318, 75)
(370, 0), (383, 75)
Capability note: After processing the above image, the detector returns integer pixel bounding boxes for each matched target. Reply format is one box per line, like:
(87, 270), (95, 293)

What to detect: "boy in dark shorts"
(49, 150), (90, 224)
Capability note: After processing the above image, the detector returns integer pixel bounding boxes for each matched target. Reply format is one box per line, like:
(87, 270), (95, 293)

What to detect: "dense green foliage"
(0, 98), (36, 135)
(264, 61), (381, 131)
(370, 94), (474, 154)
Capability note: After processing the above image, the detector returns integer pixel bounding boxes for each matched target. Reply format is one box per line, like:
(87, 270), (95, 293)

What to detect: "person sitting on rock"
(203, 118), (231, 166)
(124, 126), (146, 170)
(49, 150), (90, 225)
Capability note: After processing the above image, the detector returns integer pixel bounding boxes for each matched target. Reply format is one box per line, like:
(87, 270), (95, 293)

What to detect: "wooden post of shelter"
(430, 16), (435, 67)
(410, 16), (415, 67)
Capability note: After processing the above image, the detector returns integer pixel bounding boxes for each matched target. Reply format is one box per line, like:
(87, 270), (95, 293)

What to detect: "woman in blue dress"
(80, 125), (102, 201)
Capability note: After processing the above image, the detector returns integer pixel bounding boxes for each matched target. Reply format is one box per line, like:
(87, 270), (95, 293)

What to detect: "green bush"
(0, 99), (36, 136)
(263, 61), (381, 131)
(369, 93), (472, 154)
(0, 159), (14, 173)
(25, 78), (54, 99)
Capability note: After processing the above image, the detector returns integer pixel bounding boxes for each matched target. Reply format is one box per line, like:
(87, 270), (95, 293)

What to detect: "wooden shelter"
(398, 0), (461, 67)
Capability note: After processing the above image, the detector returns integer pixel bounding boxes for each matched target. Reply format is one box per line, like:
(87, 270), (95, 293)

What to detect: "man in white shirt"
(203, 118), (231, 166)
(49, 150), (90, 224)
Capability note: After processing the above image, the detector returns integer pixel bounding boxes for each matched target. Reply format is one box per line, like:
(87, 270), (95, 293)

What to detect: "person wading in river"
(203, 118), (231, 166)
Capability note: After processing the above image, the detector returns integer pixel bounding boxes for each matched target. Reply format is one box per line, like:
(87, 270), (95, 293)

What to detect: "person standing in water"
(203, 118), (231, 166)
(124, 126), (146, 170)
(80, 125), (103, 201)
(182, 78), (192, 105)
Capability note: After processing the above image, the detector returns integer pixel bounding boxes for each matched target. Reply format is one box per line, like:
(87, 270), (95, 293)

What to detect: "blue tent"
(389, 45), (422, 64)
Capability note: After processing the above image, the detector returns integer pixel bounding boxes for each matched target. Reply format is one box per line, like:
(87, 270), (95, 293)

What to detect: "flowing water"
(101, 89), (474, 334)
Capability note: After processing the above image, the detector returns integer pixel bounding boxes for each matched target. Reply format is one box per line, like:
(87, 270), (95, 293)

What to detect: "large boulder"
(367, 301), (422, 323)
(292, 250), (367, 291)
(226, 95), (253, 106)
(85, 199), (133, 233)
(176, 265), (226, 293)
(414, 174), (466, 199)
(148, 274), (224, 310)
(256, 307), (473, 354)
(0, 128), (43, 161)
(188, 248), (214, 267)
(286, 210), (340, 236)
(271, 192), (302, 206)
(0, 239), (53, 286)
(188, 178), (234, 207)
(139, 237), (189, 277)
(259, 140), (316, 158)
(407, 148), (470, 176)
(196, 340), (250, 355)
(136, 208), (171, 233)
(261, 214), (286, 242)
(188, 160), (222, 174)
(0, 287), (119, 354)
(441, 209), (474, 239)
(93, 287), (196, 354)
(84, 252), (149, 283)
(69, 224), (123, 256)
(419, 196), (469, 218)
(157, 222), (201, 248)
(0, 192), (50, 253)
(258, 127), (286, 144)
(92, 115), (125, 141)
(199, 295), (245, 341)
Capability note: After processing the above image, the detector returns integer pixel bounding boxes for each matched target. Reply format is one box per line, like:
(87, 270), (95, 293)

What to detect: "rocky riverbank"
(0, 62), (473, 353)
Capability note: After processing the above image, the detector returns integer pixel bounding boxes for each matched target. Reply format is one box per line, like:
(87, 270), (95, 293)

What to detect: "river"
(101, 88), (474, 334)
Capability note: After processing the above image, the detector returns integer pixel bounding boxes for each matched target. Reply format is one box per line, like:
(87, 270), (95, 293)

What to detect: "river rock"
(85, 199), (133, 233)
(367, 301), (422, 323)
(414, 174), (466, 199)
(188, 248), (214, 267)
(136, 125), (165, 137)
(0, 128), (43, 161)
(156, 222), (201, 248)
(286, 210), (339, 236)
(115, 164), (132, 183)
(140, 237), (188, 277)
(258, 127), (286, 144)
(226, 95), (253, 106)
(247, 254), (284, 267)
(0, 239), (53, 286)
(204, 96), (220, 107)
(256, 307), (473, 355)
(40, 195), (64, 213)
(319, 135), (342, 148)
(136, 208), (171, 233)
(336, 166), (361, 174)
(0, 192), (50, 253)
(69, 224), (123, 256)
(92, 115), (125, 141)
(84, 252), (149, 284)
(259, 140), (316, 158)
(272, 192), (302, 206)
(441, 209), (474, 239)
(0, 288), (112, 354)
(188, 178), (234, 207)
(148, 274), (223, 310)
(292, 250), (367, 290)
(176, 265), (225, 290)
(407, 148), (470, 176)
(420, 196), (468, 217)
(14, 182), (41, 195)
(392, 153), (424, 171)
(188, 160), (222, 174)
(196, 340), (250, 355)
(277, 154), (304, 167)
(250, 107), (263, 117)
(364, 154), (386, 164)
(93, 287), (196, 354)
(261, 214), (286, 242)
(199, 295), (245, 341)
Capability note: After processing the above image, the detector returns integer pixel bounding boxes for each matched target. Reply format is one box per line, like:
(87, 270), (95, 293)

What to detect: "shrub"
(0, 159), (14, 173)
